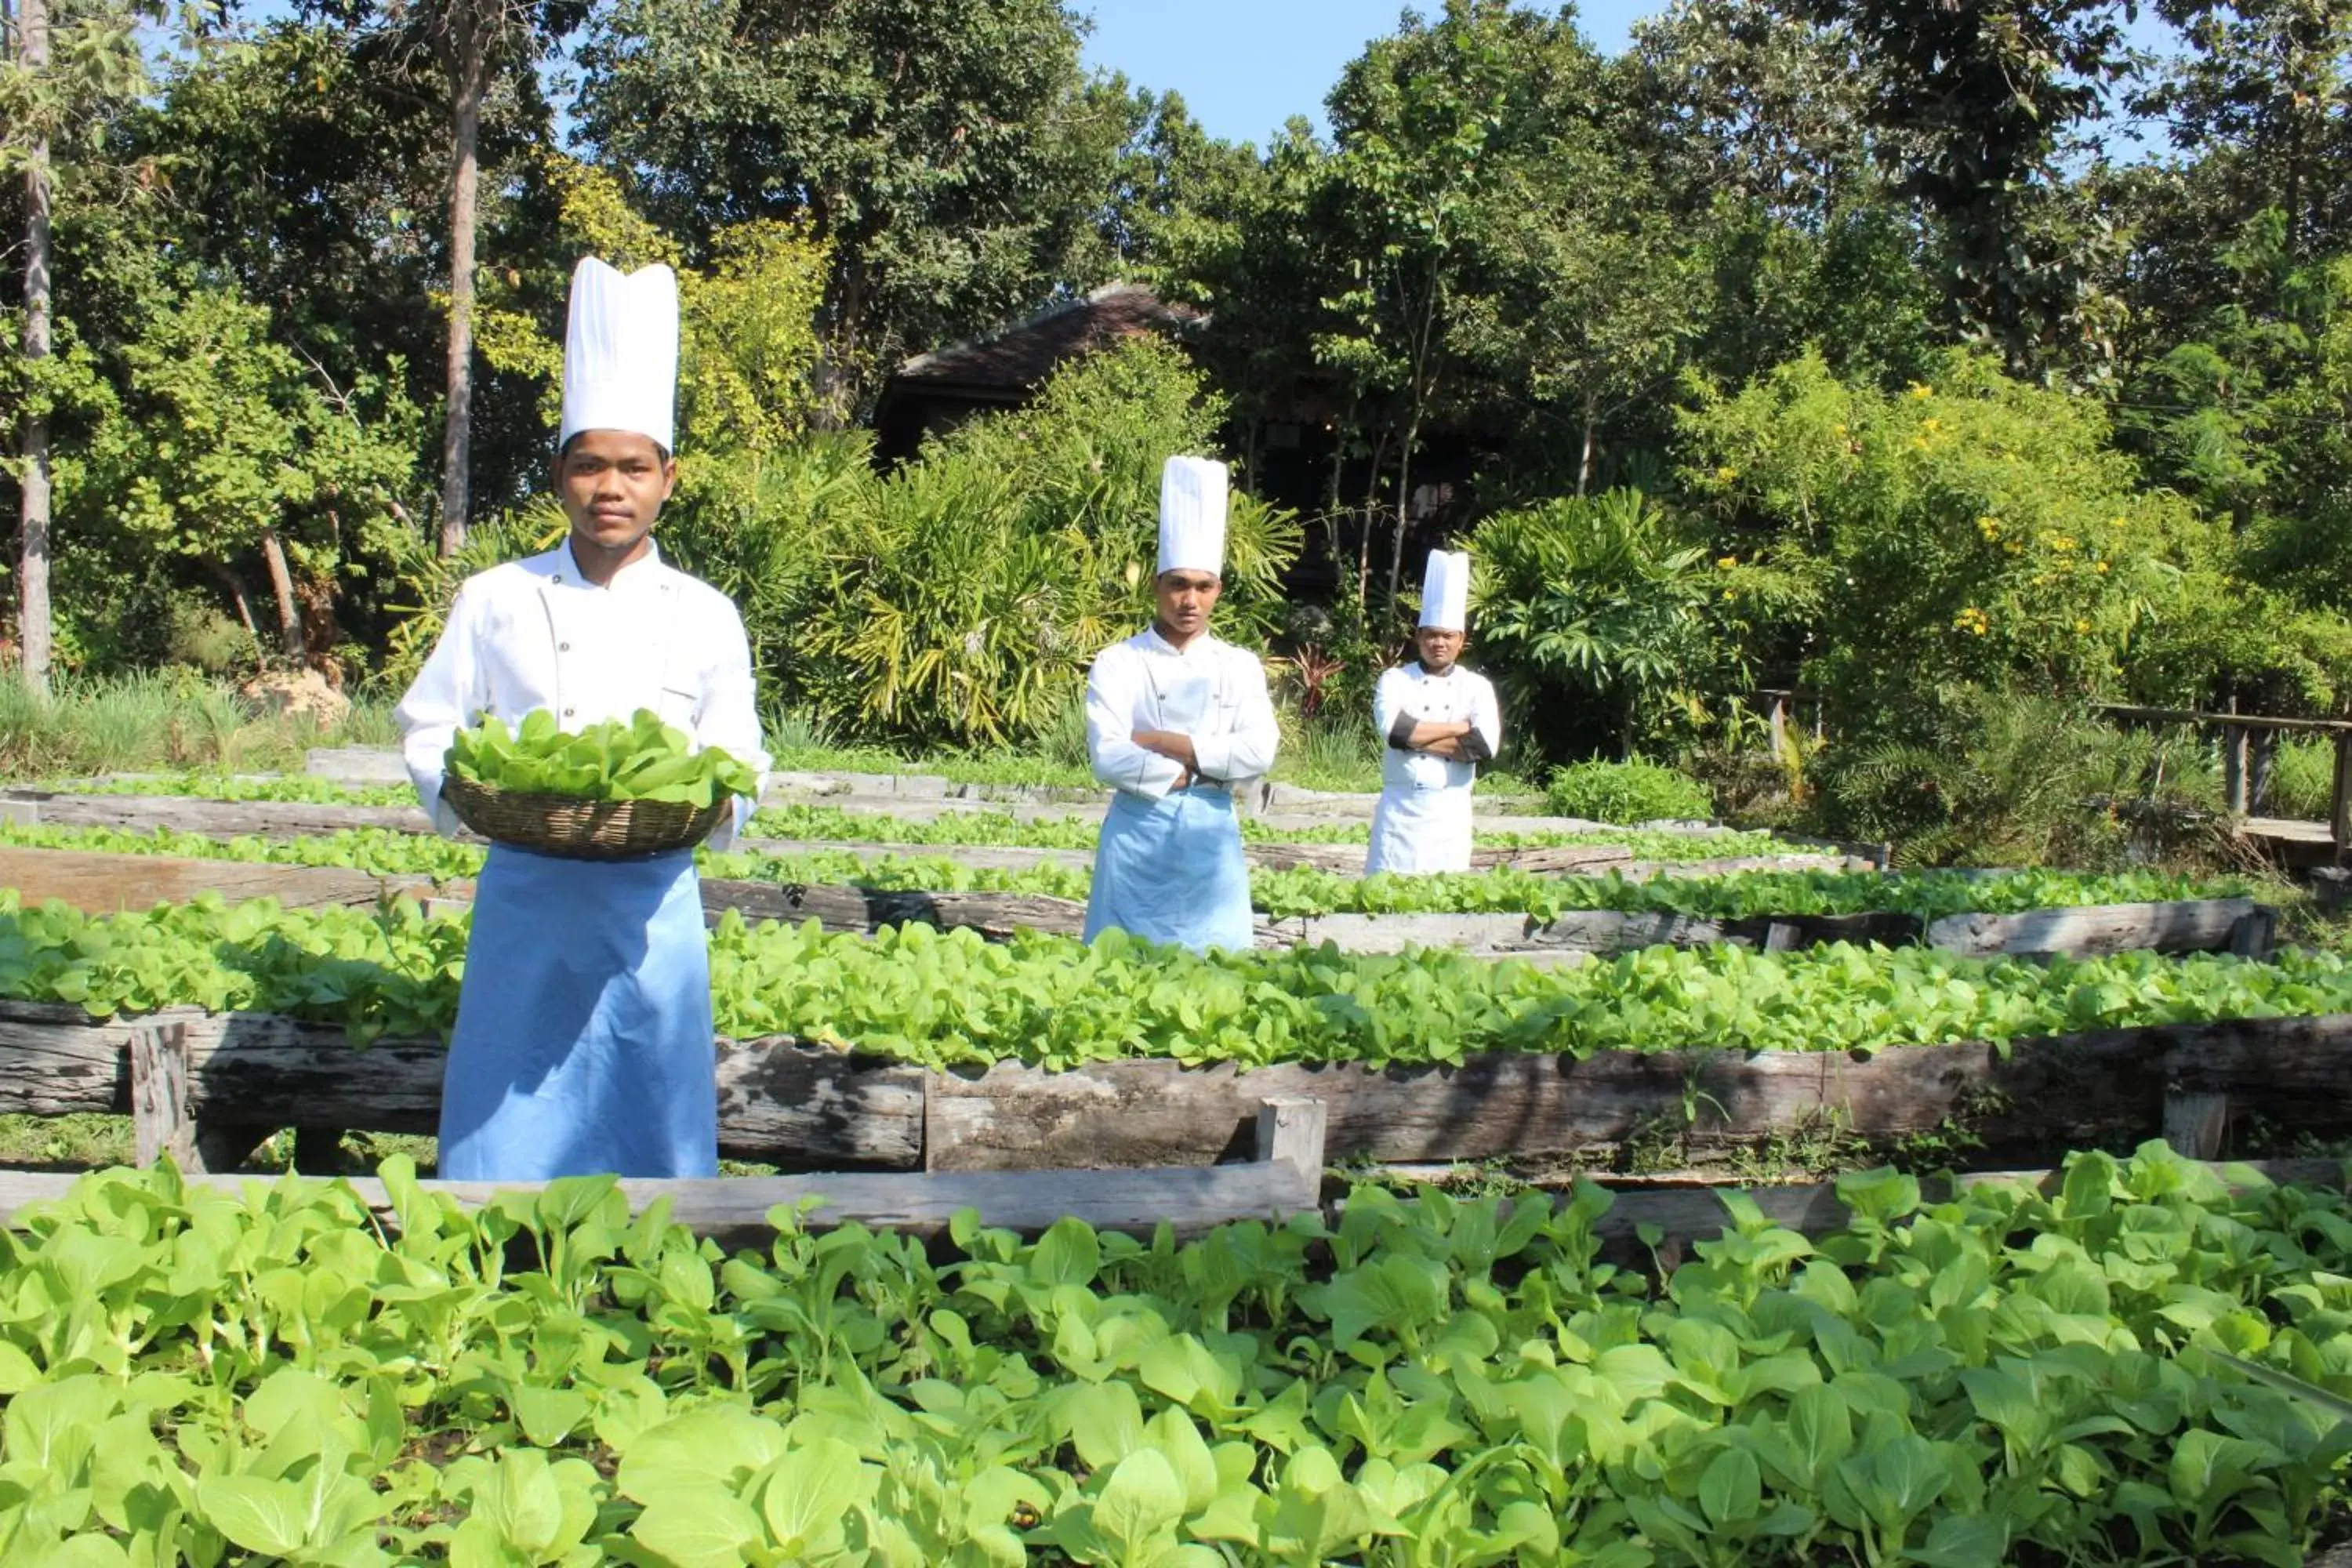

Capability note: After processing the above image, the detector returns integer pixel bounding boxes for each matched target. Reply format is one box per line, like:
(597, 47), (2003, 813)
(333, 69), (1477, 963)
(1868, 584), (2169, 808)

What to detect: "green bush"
(1813, 687), (2224, 868)
(1469, 486), (1811, 759)
(2267, 735), (2335, 820)
(162, 601), (258, 676)
(1680, 348), (2230, 718)
(1543, 757), (1715, 822)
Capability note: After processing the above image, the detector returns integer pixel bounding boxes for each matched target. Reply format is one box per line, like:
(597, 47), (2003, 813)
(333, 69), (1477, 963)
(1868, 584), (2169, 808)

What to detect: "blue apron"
(437, 844), (717, 1181)
(1083, 786), (1254, 953)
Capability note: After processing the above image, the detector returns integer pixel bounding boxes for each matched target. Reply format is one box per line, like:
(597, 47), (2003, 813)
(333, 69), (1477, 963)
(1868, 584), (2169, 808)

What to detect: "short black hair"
(557, 430), (673, 463)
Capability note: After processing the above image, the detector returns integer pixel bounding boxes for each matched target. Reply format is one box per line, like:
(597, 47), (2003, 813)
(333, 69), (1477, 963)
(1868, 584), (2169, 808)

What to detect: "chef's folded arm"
(1191, 659), (1279, 785)
(1085, 648), (1184, 797)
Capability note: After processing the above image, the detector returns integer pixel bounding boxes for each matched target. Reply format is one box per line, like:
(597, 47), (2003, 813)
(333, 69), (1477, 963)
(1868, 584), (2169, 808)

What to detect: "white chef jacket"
(1367, 661), (1502, 874)
(1085, 628), (1280, 797)
(395, 539), (769, 850)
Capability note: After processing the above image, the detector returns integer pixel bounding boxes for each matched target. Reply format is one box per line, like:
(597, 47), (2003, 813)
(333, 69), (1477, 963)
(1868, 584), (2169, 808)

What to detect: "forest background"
(7, 0), (2352, 863)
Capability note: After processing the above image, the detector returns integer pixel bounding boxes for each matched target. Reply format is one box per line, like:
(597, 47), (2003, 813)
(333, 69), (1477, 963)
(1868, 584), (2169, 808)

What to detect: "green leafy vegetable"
(448, 709), (760, 808)
(0, 1144), (2345, 1563)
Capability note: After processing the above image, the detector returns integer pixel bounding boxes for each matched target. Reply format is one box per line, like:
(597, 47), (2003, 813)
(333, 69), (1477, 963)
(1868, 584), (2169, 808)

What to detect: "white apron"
(1367, 663), (1494, 876)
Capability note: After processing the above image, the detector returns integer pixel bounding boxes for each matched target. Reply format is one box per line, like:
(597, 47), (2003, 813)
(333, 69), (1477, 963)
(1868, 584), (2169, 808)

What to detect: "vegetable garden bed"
(10, 997), (2352, 1174)
(3, 788), (1850, 878)
(0, 1145), (2343, 1565)
(0, 826), (2269, 959)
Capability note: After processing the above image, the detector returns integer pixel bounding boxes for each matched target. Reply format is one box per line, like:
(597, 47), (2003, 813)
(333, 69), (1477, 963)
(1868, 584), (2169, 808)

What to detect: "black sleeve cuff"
(1386, 712), (1419, 750)
(1458, 729), (1494, 764)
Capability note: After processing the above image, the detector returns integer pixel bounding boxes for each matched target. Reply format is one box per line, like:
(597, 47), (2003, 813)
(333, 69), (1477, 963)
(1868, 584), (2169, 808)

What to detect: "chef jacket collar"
(1142, 624), (1215, 659)
(551, 535), (665, 590)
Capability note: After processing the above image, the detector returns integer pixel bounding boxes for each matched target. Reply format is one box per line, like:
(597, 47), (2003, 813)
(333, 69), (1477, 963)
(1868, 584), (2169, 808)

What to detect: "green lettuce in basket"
(447, 709), (760, 808)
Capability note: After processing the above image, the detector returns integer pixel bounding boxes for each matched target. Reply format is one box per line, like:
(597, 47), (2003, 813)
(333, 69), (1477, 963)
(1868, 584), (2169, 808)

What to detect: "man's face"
(1154, 569), (1222, 641)
(554, 430), (677, 556)
(1416, 626), (1465, 673)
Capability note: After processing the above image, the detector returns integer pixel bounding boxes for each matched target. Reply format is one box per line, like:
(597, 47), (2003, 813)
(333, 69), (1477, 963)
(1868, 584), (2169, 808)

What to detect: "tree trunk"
(257, 528), (305, 660)
(812, 249), (867, 432)
(1577, 392), (1597, 499)
(437, 6), (488, 558)
(1387, 415), (1419, 611)
(1356, 426), (1390, 614)
(201, 559), (260, 641)
(17, 0), (54, 694)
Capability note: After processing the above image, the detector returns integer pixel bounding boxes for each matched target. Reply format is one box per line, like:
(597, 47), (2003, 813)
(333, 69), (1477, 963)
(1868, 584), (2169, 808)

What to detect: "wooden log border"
(5, 1001), (2352, 1175)
(0, 1091), (1328, 1247)
(0, 1149), (2328, 1254)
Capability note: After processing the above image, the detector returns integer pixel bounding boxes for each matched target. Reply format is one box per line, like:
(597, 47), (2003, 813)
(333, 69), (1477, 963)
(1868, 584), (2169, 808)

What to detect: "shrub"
(793, 337), (1301, 750)
(1812, 686), (2225, 868)
(163, 601), (258, 676)
(1469, 487), (1813, 759)
(1544, 757), (1715, 823)
(1680, 348), (2227, 718)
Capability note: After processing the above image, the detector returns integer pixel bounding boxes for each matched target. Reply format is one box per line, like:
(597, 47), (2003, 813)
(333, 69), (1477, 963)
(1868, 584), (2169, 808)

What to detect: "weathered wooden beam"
(2230, 906), (2279, 960)
(2162, 1091), (2229, 1160)
(0, 1160), (1318, 1245)
(128, 1022), (195, 1171)
(1254, 1096), (1327, 1191)
(924, 1014), (2352, 1171)
(2, 790), (435, 840)
(0, 845), (448, 914)
(1925, 898), (2259, 958)
(699, 878), (1088, 940)
(2100, 702), (2352, 735)
(0, 1004), (926, 1170)
(17, 1000), (2352, 1176)
(1259, 909), (1920, 957)
(2335, 731), (2352, 858)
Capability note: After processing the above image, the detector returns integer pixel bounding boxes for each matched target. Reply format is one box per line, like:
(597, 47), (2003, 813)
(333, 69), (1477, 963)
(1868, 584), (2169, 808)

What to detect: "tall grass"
(0, 672), (397, 781)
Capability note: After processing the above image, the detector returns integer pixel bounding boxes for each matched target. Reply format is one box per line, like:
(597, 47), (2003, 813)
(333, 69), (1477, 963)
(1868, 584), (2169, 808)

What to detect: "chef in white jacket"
(394, 256), (768, 1181)
(1081, 456), (1280, 953)
(1367, 550), (1502, 875)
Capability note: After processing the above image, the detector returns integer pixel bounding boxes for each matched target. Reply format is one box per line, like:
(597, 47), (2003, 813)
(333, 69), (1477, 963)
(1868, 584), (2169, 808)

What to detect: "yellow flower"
(1714, 466), (1739, 482)
(2049, 535), (2076, 552)
(1833, 423), (1849, 437)
(1722, 589), (1738, 602)
(2075, 619), (2092, 634)
(1977, 516), (2002, 539)
(2095, 561), (2109, 574)
(2004, 541), (2022, 555)
(1922, 417), (1943, 432)
(1908, 383), (1933, 400)
(1717, 556), (1737, 569)
(1952, 606), (1990, 637)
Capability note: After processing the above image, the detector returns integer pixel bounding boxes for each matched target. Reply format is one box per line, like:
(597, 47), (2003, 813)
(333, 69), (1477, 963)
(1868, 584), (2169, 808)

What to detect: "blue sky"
(1073, 0), (2180, 152)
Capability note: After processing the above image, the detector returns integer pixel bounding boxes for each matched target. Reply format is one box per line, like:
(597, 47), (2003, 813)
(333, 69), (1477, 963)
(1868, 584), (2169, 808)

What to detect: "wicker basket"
(441, 773), (729, 861)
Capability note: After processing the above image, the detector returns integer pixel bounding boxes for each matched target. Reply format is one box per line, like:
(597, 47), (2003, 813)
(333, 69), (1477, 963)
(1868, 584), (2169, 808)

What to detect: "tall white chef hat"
(1420, 549), (1472, 630)
(557, 257), (680, 454)
(1156, 456), (1229, 578)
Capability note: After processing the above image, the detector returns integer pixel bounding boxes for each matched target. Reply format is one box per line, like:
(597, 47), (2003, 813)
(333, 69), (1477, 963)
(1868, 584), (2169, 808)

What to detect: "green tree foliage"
(650, 337), (1300, 751)
(2138, 0), (2352, 261)
(55, 277), (425, 670)
(1682, 350), (2235, 720)
(789, 336), (1299, 749)
(574, 0), (1127, 421)
(1312, 0), (1608, 604)
(1792, 0), (2136, 372)
(1471, 486), (1810, 757)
